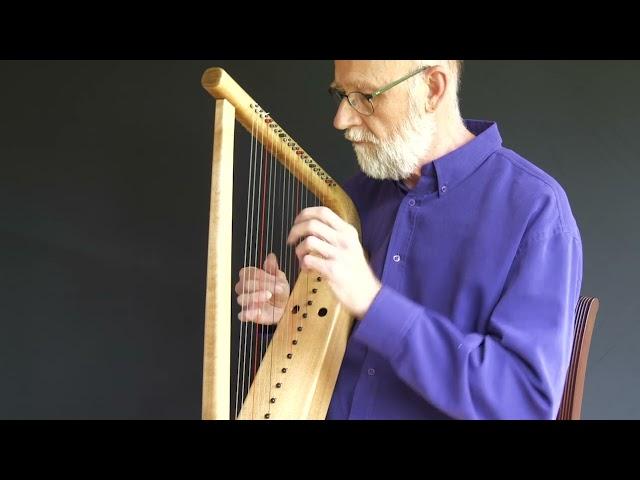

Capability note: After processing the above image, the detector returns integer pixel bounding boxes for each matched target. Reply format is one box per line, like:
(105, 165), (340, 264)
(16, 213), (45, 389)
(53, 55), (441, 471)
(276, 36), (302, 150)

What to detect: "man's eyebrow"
(329, 80), (377, 93)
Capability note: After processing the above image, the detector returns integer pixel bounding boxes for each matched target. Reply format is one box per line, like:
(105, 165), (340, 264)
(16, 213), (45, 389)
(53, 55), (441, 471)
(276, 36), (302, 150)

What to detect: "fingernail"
(265, 291), (272, 300)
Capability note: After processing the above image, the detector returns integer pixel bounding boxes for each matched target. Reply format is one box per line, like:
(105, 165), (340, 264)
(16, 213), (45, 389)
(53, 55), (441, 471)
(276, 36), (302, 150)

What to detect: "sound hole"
(292, 305), (300, 314)
(318, 308), (328, 317)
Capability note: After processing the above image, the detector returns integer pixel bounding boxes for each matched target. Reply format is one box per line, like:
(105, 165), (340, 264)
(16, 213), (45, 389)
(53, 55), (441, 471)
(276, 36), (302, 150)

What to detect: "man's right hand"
(234, 252), (290, 325)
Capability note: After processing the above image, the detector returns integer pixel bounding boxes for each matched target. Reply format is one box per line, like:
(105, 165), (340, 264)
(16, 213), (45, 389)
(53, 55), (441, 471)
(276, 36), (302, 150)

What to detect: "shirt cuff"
(352, 285), (420, 360)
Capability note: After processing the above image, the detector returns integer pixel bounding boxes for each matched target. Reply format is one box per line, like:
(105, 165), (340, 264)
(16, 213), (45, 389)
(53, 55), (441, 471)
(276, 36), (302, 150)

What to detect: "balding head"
(331, 60), (470, 183)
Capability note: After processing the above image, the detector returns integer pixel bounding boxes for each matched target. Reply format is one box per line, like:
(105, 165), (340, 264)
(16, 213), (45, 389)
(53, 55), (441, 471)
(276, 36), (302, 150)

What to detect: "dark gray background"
(0, 60), (636, 419)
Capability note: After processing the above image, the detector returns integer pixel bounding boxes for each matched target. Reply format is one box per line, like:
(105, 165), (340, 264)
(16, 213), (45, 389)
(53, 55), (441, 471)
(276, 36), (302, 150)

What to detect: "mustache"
(344, 129), (378, 144)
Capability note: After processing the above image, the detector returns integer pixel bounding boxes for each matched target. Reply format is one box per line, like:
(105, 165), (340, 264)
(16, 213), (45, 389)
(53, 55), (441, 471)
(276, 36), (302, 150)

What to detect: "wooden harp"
(201, 67), (360, 420)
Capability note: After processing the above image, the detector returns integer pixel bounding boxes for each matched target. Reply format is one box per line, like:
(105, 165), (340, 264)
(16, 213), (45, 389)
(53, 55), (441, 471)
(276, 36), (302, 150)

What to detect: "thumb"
(263, 252), (280, 275)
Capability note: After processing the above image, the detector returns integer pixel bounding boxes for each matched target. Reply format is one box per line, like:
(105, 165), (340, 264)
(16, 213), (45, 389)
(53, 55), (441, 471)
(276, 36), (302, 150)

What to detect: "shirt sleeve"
(352, 230), (583, 419)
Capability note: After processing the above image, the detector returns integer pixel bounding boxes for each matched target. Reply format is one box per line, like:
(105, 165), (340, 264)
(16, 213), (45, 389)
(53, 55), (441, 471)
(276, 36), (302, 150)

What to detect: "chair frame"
(557, 296), (600, 420)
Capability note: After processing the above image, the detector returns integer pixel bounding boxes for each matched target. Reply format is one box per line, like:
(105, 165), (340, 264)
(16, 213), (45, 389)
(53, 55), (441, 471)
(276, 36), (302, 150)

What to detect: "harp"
(200, 67), (360, 420)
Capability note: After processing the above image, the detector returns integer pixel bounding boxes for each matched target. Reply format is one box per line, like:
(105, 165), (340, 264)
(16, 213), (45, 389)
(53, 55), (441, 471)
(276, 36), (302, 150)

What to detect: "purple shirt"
(326, 120), (583, 420)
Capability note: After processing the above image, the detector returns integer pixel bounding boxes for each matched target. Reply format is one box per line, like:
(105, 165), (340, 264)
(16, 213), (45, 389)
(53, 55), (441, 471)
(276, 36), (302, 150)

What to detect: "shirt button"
(440, 185), (448, 193)
(393, 254), (401, 263)
(368, 368), (376, 376)
(408, 199), (416, 207)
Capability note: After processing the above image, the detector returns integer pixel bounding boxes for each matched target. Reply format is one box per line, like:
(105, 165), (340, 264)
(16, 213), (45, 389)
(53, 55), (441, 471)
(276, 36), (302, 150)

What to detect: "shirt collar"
(397, 119), (502, 197)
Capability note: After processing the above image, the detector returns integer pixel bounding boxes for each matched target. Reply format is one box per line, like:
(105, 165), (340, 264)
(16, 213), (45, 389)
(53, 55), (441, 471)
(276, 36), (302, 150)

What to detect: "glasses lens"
(348, 92), (373, 115)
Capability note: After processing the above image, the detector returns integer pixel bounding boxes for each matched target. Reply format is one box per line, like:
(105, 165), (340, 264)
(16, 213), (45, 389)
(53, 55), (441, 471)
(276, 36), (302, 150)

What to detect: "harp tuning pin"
(282, 368), (287, 373)
(312, 288), (318, 293)
(302, 313), (308, 318)
(287, 353), (293, 359)
(292, 340), (298, 345)
(264, 413), (271, 419)
(270, 398), (276, 404)
(297, 326), (303, 332)
(276, 383), (282, 388)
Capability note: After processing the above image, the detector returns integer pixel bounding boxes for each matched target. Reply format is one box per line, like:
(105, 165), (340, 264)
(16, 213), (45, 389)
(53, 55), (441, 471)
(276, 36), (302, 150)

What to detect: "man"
(235, 60), (583, 419)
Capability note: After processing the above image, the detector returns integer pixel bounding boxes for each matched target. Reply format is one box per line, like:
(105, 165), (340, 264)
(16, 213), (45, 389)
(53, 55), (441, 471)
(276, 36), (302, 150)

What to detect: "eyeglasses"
(328, 65), (431, 116)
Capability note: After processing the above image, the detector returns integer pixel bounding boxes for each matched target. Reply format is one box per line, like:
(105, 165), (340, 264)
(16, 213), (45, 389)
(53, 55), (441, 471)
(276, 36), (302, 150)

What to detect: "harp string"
(303, 139), (310, 355)
(269, 130), (285, 417)
(253, 116), (268, 419)
(260, 125), (271, 412)
(235, 110), (324, 419)
(264, 118), (278, 416)
(235, 112), (255, 419)
(239, 113), (261, 419)
(248, 114), (264, 419)
(284, 124), (296, 405)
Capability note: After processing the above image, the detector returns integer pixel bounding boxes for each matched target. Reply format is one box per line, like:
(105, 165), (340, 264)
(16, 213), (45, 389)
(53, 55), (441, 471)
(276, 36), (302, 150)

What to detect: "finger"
(237, 290), (272, 308)
(300, 253), (330, 278)
(293, 206), (345, 231)
(263, 252), (280, 276)
(239, 308), (278, 325)
(239, 266), (272, 282)
(295, 235), (336, 260)
(238, 309), (261, 323)
(262, 255), (289, 291)
(236, 279), (286, 298)
(236, 269), (278, 294)
(287, 218), (338, 246)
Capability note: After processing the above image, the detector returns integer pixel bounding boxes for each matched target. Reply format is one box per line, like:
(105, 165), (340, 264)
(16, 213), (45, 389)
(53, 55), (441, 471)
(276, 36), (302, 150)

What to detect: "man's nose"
(333, 98), (363, 131)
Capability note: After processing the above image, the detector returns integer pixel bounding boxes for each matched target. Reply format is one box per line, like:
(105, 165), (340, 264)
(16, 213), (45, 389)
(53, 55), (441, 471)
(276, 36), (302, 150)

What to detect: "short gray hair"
(411, 60), (463, 92)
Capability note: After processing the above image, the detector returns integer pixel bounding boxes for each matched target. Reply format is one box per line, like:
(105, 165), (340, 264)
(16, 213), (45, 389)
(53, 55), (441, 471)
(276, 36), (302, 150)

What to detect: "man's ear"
(425, 66), (448, 112)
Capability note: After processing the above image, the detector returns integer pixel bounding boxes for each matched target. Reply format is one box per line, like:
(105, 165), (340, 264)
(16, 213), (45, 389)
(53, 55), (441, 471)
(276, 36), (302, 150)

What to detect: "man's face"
(332, 60), (435, 180)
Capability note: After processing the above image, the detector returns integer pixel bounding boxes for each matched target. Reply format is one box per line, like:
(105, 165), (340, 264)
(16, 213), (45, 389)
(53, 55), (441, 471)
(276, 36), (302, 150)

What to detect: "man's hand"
(288, 206), (381, 319)
(234, 253), (290, 325)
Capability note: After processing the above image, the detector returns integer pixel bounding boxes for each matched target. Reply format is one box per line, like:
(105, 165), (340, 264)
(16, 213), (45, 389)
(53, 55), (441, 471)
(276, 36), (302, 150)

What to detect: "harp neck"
(201, 67), (360, 237)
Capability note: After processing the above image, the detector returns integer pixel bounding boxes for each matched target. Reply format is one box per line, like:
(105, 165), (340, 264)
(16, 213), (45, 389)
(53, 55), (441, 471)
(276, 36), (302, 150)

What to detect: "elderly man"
(235, 60), (583, 419)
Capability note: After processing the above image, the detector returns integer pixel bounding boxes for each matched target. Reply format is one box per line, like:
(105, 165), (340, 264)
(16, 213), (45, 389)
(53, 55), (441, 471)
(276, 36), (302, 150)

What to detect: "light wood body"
(201, 67), (360, 419)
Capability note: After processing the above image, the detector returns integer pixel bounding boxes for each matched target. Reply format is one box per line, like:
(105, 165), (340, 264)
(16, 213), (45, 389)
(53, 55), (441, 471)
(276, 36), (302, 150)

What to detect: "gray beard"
(351, 106), (435, 181)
